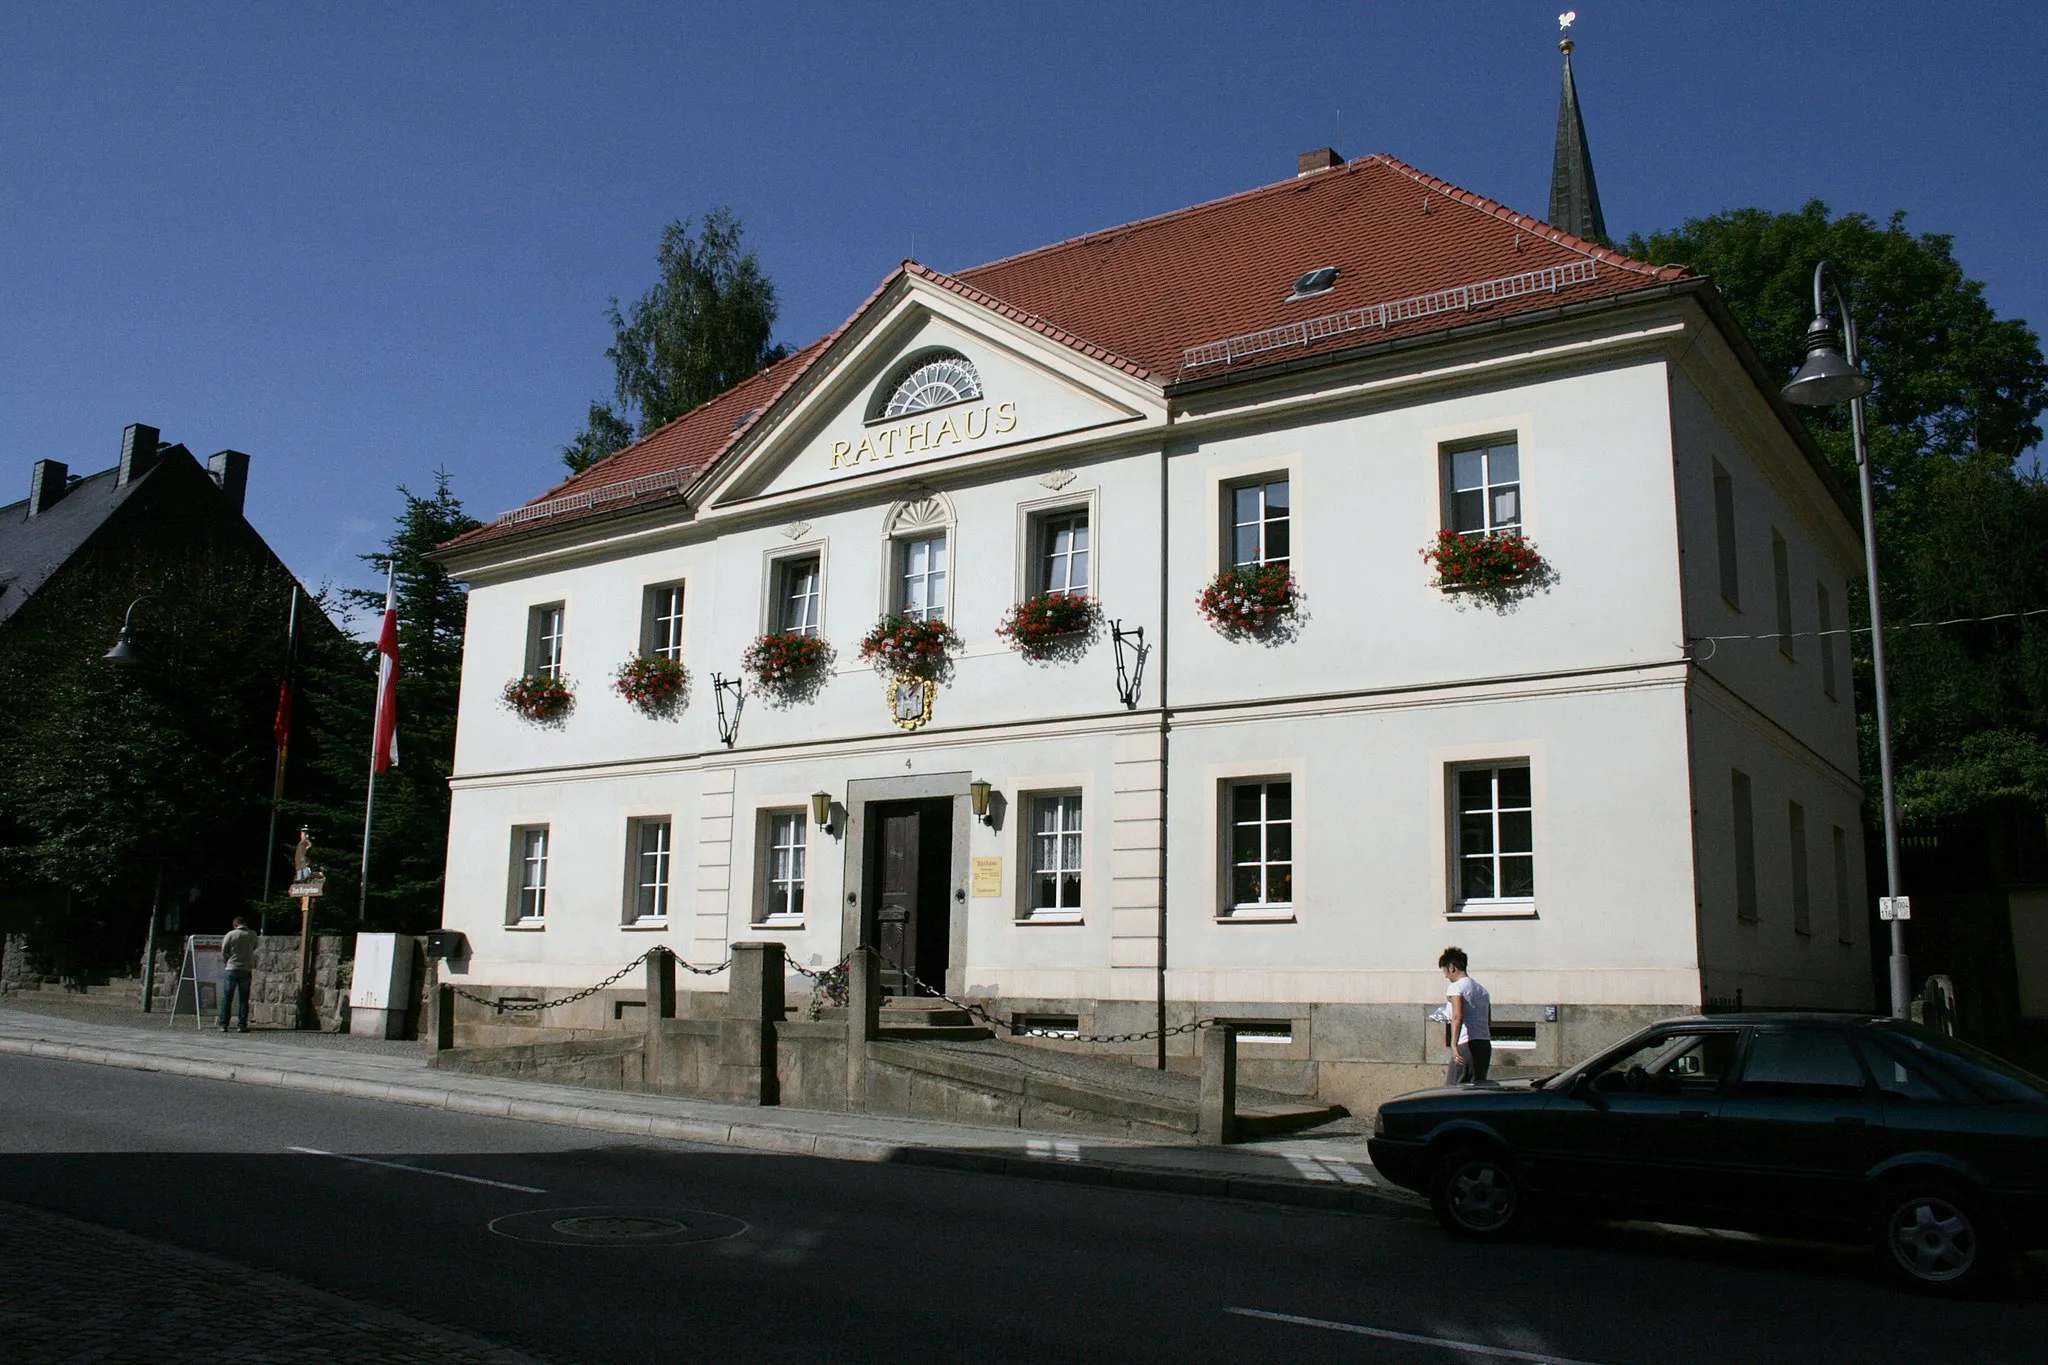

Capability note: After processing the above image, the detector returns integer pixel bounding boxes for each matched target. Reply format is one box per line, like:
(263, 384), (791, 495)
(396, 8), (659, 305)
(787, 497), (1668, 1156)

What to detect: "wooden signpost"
(287, 827), (326, 1029)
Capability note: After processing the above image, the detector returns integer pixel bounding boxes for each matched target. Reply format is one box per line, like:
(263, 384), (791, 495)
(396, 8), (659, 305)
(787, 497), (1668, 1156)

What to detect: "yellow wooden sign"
(971, 857), (1003, 897)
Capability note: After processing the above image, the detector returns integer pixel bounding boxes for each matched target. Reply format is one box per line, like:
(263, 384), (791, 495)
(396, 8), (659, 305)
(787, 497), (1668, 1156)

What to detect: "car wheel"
(1430, 1146), (1523, 1240)
(1878, 1185), (2002, 1295)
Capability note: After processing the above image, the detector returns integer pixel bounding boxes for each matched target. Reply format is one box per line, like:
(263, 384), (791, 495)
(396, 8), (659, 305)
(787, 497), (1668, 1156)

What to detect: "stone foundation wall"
(246, 935), (347, 1029)
(0, 935), (29, 994)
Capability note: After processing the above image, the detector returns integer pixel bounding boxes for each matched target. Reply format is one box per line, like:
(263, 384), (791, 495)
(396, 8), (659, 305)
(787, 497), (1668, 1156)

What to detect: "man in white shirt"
(1438, 946), (1492, 1084)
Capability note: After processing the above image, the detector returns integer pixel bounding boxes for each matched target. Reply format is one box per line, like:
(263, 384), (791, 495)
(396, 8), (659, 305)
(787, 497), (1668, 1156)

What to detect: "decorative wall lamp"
(968, 779), (994, 824)
(810, 790), (835, 834)
(1109, 619), (1150, 710)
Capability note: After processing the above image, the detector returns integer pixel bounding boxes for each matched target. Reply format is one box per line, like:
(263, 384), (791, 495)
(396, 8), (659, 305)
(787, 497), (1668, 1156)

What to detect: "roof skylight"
(1286, 266), (1340, 302)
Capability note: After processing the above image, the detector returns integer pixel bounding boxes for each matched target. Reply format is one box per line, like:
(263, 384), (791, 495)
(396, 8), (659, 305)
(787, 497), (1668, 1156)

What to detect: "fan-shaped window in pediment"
(878, 350), (982, 420)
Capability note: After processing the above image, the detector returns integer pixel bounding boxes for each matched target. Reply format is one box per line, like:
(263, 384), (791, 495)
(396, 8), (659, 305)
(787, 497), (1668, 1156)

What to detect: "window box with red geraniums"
(1419, 528), (1553, 610)
(995, 591), (1100, 661)
(503, 673), (575, 726)
(1196, 564), (1299, 639)
(858, 615), (961, 680)
(613, 652), (689, 719)
(742, 631), (834, 703)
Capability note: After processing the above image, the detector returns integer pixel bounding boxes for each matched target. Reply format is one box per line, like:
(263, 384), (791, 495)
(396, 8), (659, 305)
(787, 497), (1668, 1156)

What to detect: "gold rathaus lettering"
(826, 402), (1020, 475)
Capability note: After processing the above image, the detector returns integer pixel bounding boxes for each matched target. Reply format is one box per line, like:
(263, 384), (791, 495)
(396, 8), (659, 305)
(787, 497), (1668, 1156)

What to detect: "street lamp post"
(1781, 260), (1909, 1019)
(105, 594), (166, 1011)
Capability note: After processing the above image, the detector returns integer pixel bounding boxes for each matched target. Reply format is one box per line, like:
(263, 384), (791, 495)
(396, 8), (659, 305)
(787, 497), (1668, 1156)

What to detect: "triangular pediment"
(698, 276), (1160, 509)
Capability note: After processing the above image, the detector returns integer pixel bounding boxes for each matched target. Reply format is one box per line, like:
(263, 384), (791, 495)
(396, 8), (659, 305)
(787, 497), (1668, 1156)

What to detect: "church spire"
(1548, 12), (1608, 243)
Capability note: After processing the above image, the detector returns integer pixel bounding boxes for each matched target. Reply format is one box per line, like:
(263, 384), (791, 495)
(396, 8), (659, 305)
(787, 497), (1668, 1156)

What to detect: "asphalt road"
(3, 1053), (2043, 1364)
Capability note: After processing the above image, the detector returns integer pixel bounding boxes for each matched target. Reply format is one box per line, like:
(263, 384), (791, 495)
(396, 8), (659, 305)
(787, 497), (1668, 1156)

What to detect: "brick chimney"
(1297, 147), (1344, 177)
(207, 450), (250, 514)
(27, 460), (69, 516)
(116, 423), (161, 487)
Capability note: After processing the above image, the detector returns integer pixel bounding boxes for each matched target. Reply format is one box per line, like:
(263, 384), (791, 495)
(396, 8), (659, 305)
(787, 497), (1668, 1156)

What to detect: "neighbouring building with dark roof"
(434, 142), (1872, 1111)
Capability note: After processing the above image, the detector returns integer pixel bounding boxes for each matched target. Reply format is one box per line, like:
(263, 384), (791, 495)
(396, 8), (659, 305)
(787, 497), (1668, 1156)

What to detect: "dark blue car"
(1366, 1013), (2048, 1293)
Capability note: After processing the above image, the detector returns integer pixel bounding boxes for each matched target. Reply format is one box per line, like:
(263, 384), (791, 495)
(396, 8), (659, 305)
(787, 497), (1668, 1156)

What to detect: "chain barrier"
(446, 944), (1218, 1044)
(871, 948), (1219, 1044)
(446, 946), (732, 1015)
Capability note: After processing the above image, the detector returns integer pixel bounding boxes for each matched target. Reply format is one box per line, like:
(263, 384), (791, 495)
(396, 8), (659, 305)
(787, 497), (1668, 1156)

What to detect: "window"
(1856, 1038), (1956, 1104)
(1732, 769), (1758, 922)
(1591, 1030), (1737, 1097)
(509, 826), (549, 923)
(1817, 583), (1838, 698)
(1832, 825), (1853, 945)
(526, 603), (565, 678)
(1772, 531), (1794, 658)
(773, 556), (821, 636)
(760, 809), (808, 922)
(1453, 765), (1534, 909)
(1027, 792), (1084, 918)
(1737, 1030), (1868, 1101)
(1444, 439), (1520, 536)
(896, 534), (948, 621)
(1035, 510), (1091, 597)
(1226, 780), (1293, 915)
(643, 584), (685, 660)
(1229, 477), (1290, 567)
(627, 818), (671, 923)
(880, 351), (981, 419)
(1789, 801), (1811, 936)
(1713, 462), (1740, 607)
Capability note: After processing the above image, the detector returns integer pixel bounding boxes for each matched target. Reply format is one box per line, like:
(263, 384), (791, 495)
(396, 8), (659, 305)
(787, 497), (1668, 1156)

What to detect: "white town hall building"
(433, 147), (1872, 1109)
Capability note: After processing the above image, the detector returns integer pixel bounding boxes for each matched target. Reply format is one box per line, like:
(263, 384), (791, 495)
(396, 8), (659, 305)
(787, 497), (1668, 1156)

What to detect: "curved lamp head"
(968, 779), (993, 823)
(809, 790), (834, 832)
(103, 622), (146, 666)
(1782, 315), (1874, 408)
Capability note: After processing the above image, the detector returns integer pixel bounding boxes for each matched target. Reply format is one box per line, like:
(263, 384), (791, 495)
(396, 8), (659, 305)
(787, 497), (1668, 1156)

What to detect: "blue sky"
(4, 2), (2043, 606)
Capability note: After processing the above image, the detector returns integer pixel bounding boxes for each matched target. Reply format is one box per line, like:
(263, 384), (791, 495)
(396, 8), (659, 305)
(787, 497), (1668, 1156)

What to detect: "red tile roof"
(448, 154), (1689, 553)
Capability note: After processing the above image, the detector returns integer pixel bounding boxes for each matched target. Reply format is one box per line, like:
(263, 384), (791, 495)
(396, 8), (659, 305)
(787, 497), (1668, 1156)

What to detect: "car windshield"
(1875, 1024), (2048, 1104)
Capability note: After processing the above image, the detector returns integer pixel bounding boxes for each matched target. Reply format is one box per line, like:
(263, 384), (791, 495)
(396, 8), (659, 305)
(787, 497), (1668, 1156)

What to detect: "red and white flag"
(371, 563), (400, 773)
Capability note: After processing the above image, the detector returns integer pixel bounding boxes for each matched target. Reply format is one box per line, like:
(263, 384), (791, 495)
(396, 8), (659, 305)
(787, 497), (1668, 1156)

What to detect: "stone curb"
(0, 1035), (1420, 1220)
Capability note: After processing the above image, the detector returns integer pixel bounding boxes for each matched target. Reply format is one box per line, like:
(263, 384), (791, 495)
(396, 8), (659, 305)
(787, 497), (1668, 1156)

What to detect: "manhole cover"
(488, 1206), (747, 1247)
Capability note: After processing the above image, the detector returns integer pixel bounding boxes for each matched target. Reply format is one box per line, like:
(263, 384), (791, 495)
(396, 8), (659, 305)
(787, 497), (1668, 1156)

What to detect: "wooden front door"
(875, 807), (921, 993)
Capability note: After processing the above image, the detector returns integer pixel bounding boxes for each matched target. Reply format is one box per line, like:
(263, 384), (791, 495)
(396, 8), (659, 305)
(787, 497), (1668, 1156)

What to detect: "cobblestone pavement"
(0, 1199), (563, 1364)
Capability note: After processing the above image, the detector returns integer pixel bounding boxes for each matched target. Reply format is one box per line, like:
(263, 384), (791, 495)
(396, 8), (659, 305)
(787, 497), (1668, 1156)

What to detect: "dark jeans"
(1448, 1039), (1493, 1085)
(218, 970), (251, 1031)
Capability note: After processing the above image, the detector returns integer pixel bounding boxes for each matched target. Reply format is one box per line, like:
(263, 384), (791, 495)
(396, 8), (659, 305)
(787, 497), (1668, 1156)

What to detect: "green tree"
(1630, 203), (2048, 821)
(562, 208), (787, 474)
(290, 472), (479, 932)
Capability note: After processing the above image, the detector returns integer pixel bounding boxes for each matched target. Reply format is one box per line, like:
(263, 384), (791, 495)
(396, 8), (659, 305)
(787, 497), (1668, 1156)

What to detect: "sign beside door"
(971, 856), (1003, 897)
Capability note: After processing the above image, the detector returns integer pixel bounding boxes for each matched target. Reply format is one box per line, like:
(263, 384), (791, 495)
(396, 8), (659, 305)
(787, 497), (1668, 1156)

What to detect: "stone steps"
(878, 998), (992, 1040)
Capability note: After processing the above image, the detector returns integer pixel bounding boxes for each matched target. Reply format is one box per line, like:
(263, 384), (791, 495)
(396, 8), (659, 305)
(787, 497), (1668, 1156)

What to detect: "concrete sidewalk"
(0, 1003), (1418, 1217)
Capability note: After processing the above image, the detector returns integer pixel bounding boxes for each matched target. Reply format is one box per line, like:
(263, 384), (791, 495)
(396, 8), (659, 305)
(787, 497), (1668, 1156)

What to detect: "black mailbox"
(423, 929), (467, 961)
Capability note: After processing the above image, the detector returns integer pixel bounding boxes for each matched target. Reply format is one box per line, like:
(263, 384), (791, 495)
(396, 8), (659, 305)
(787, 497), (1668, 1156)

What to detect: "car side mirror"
(1571, 1071), (1607, 1109)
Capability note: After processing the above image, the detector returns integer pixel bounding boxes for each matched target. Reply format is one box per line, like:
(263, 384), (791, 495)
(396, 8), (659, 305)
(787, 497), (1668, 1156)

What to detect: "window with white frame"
(627, 818), (671, 923)
(1228, 478), (1290, 568)
(1444, 439), (1521, 536)
(897, 533), (948, 620)
(1817, 582), (1838, 699)
(643, 584), (685, 660)
(1034, 510), (1091, 597)
(1453, 765), (1533, 909)
(510, 825), (549, 923)
(1772, 531), (1795, 658)
(773, 556), (821, 636)
(1026, 791), (1084, 917)
(526, 603), (565, 678)
(1732, 769), (1759, 922)
(1789, 800), (1811, 935)
(1226, 780), (1293, 915)
(760, 809), (808, 922)
(1713, 462), (1740, 607)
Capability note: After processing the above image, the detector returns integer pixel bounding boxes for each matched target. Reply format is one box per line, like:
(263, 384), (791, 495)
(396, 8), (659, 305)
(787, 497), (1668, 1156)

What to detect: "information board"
(171, 935), (225, 1030)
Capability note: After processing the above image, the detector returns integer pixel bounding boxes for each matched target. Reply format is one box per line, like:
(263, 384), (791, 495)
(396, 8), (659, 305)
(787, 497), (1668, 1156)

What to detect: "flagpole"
(262, 584), (301, 911)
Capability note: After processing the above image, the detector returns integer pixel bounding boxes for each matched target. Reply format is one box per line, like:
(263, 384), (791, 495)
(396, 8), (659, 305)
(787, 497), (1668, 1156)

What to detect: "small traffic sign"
(1879, 896), (1912, 921)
